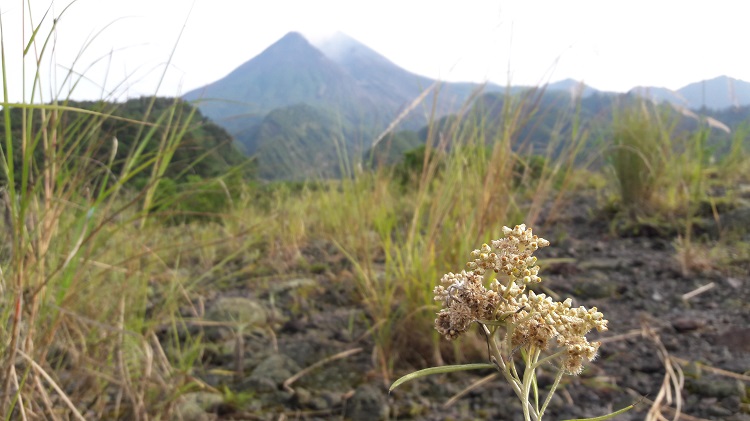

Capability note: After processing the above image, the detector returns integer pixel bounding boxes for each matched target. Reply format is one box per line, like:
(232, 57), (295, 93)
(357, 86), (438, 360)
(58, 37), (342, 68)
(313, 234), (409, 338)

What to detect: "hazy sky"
(2, 0), (749, 102)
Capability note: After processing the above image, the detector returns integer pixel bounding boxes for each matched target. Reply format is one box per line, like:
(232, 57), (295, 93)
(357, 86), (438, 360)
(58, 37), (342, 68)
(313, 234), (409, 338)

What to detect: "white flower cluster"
(433, 224), (608, 374)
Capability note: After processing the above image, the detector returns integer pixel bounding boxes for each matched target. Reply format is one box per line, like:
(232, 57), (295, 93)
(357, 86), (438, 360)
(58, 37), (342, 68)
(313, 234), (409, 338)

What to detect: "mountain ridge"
(183, 31), (749, 179)
(183, 31), (502, 178)
(628, 75), (750, 110)
(183, 31), (380, 124)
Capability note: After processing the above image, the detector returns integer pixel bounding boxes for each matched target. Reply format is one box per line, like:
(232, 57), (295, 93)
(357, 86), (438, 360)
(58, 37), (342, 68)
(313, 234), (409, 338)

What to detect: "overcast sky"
(2, 0), (749, 103)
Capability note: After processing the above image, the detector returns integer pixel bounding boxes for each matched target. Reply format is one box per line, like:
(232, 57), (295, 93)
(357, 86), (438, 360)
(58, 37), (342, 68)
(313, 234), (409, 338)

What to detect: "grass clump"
(608, 100), (670, 217)
(605, 98), (750, 276)
(0, 3), (253, 418)
(606, 99), (726, 226)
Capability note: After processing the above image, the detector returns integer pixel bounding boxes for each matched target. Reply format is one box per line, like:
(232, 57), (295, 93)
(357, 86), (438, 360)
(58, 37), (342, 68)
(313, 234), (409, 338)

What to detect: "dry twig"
(283, 348), (363, 393)
(443, 373), (498, 408)
(17, 350), (86, 421)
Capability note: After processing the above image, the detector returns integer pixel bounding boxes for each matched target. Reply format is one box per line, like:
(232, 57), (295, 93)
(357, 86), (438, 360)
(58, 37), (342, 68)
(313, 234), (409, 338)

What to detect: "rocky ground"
(173, 195), (750, 421)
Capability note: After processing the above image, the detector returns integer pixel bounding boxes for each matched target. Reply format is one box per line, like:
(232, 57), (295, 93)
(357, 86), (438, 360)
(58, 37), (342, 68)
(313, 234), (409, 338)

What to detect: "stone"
(292, 387), (312, 407)
(344, 384), (389, 421)
(241, 354), (301, 394)
(171, 392), (224, 421)
(671, 317), (705, 333)
(204, 297), (268, 341)
(206, 297), (268, 326)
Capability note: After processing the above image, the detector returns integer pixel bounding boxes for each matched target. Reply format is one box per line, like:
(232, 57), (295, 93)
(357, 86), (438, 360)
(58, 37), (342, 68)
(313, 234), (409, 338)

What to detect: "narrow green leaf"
(389, 363), (495, 392)
(562, 400), (637, 421)
(23, 7), (51, 56)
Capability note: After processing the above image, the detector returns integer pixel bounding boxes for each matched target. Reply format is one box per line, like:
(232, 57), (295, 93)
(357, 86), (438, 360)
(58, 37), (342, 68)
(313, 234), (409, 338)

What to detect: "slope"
(183, 32), (389, 132)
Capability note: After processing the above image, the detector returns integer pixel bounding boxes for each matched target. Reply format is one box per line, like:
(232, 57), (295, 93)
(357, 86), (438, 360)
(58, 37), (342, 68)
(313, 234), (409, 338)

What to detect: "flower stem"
(539, 367), (565, 419)
(521, 346), (540, 421)
(485, 324), (538, 420)
(530, 349), (567, 371)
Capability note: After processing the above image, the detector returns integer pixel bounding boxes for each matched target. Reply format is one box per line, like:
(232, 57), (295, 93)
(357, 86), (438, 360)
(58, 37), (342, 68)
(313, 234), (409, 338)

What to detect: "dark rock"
(726, 277), (743, 289)
(721, 395), (742, 412)
(713, 326), (750, 353)
(172, 392), (224, 421)
(572, 276), (618, 299)
(687, 378), (738, 399)
(671, 317), (705, 333)
(344, 384), (389, 421)
(207, 297), (268, 326)
(205, 297), (268, 341)
(321, 391), (343, 408)
(649, 239), (669, 250)
(241, 354), (301, 394)
(274, 389), (295, 403)
(244, 377), (276, 394)
(705, 404), (734, 418)
(292, 388), (312, 407)
(546, 261), (579, 276)
(281, 318), (308, 334)
(310, 396), (330, 410)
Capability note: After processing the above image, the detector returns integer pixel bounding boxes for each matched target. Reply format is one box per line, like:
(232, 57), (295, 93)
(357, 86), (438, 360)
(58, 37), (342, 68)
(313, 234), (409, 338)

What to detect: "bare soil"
(185, 194), (750, 420)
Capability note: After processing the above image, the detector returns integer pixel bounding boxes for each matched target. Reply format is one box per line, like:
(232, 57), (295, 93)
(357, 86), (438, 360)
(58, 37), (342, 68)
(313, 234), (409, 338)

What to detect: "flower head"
(433, 270), (500, 339)
(433, 224), (608, 374)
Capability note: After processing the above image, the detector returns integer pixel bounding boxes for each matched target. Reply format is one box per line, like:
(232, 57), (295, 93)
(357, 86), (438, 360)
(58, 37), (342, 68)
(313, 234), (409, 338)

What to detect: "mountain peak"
(675, 75), (750, 109)
(258, 31), (321, 61)
(182, 30), (355, 121)
(311, 31), (437, 98)
(224, 31), (331, 83)
(680, 74), (737, 89)
(275, 31), (310, 47)
(312, 32), (386, 65)
(546, 78), (602, 98)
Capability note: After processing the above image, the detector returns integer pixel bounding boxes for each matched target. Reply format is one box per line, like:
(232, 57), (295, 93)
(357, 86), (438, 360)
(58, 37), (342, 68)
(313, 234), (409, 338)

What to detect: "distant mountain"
(629, 76), (750, 110)
(184, 31), (499, 179)
(183, 32), (385, 130)
(183, 31), (749, 179)
(678, 76), (750, 110)
(248, 103), (354, 179)
(315, 32), (433, 107)
(629, 86), (686, 107)
(545, 79), (603, 98)
(315, 32), (491, 123)
(545, 76), (750, 111)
